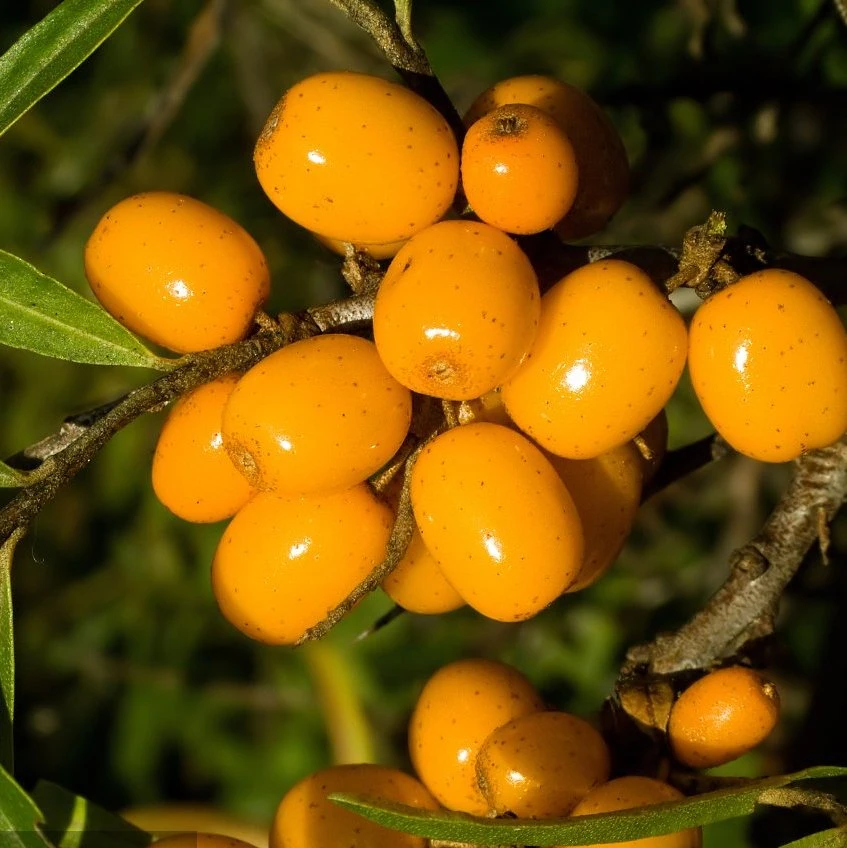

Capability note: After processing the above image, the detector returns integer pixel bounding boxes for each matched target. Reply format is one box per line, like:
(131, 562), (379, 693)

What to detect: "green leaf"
(0, 530), (21, 774)
(0, 464), (26, 489)
(0, 765), (51, 847)
(32, 782), (151, 848)
(781, 829), (847, 848)
(0, 0), (146, 138)
(331, 766), (847, 847)
(0, 250), (168, 368)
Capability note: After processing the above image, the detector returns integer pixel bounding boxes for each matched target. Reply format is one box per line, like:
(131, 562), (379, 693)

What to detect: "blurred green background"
(1, 1), (847, 846)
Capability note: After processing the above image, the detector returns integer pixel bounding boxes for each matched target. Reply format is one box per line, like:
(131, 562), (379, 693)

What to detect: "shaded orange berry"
(254, 71), (459, 243)
(373, 220), (540, 400)
(688, 269), (847, 462)
(410, 422), (584, 622)
(152, 374), (254, 523)
(270, 763), (438, 848)
(549, 441), (643, 592)
(211, 485), (392, 644)
(409, 658), (544, 814)
(155, 835), (257, 847)
(568, 776), (701, 848)
(222, 334), (411, 495)
(476, 710), (611, 818)
(85, 192), (269, 353)
(502, 260), (687, 459)
(465, 75), (629, 239)
(314, 233), (408, 261)
(668, 666), (780, 769)
(461, 104), (579, 235)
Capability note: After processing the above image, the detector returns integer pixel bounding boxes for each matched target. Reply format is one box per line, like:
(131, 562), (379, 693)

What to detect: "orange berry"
(211, 485), (392, 644)
(382, 526), (465, 615)
(568, 776), (701, 848)
(314, 233), (408, 260)
(548, 442), (643, 592)
(667, 666), (780, 769)
(688, 269), (847, 462)
(254, 71), (459, 244)
(84, 192), (269, 354)
(409, 658), (544, 814)
(152, 374), (254, 523)
(373, 220), (540, 400)
(461, 104), (579, 235)
(222, 334), (411, 495)
(410, 422), (584, 622)
(270, 763), (438, 848)
(502, 260), (687, 459)
(465, 75), (629, 239)
(476, 710), (611, 818)
(636, 410), (669, 485)
(155, 836), (257, 847)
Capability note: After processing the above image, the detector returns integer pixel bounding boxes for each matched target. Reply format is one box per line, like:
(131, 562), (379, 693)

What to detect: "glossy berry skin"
(502, 260), (687, 459)
(222, 334), (411, 495)
(668, 666), (780, 769)
(409, 658), (544, 815)
(154, 835), (257, 847)
(688, 269), (847, 462)
(548, 442), (644, 592)
(85, 192), (270, 353)
(374, 220), (540, 400)
(270, 764), (438, 848)
(465, 75), (629, 240)
(254, 71), (459, 244)
(211, 485), (392, 644)
(152, 374), (254, 523)
(382, 525), (465, 614)
(461, 104), (579, 235)
(476, 710), (611, 818)
(568, 777), (701, 848)
(410, 422), (584, 622)
(314, 233), (407, 261)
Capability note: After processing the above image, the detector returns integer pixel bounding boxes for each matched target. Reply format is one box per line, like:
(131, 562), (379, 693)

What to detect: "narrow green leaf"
(0, 250), (168, 368)
(0, 765), (51, 847)
(0, 464), (26, 489)
(0, 0), (146, 138)
(781, 829), (847, 848)
(0, 530), (20, 774)
(33, 782), (151, 848)
(331, 766), (847, 847)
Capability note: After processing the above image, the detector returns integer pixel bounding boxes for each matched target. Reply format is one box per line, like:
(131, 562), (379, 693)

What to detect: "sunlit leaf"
(0, 464), (26, 490)
(780, 829), (847, 848)
(0, 766), (51, 847)
(0, 531), (21, 775)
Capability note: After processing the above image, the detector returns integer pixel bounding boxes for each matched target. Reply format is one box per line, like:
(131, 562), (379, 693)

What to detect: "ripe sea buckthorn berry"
(476, 710), (611, 818)
(568, 776), (701, 848)
(152, 374), (254, 523)
(636, 409), (669, 485)
(314, 233), (408, 261)
(461, 104), (579, 235)
(502, 259), (687, 459)
(465, 75), (629, 240)
(409, 658), (544, 814)
(270, 763), (438, 848)
(382, 525), (465, 615)
(211, 485), (392, 644)
(222, 334), (411, 495)
(373, 220), (540, 400)
(410, 422), (584, 621)
(254, 71), (459, 244)
(667, 666), (780, 769)
(688, 269), (847, 462)
(548, 442), (644, 593)
(84, 192), (270, 354)
(155, 835), (257, 847)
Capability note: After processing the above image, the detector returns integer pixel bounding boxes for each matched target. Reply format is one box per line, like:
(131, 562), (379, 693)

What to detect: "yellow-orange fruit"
(211, 485), (392, 644)
(410, 422), (584, 622)
(688, 269), (847, 462)
(568, 776), (701, 848)
(667, 666), (780, 769)
(152, 374), (254, 523)
(373, 220), (540, 400)
(461, 104), (579, 235)
(548, 441), (644, 592)
(502, 260), (687, 459)
(154, 835), (257, 847)
(314, 233), (408, 261)
(409, 658), (545, 814)
(476, 710), (611, 818)
(270, 763), (438, 848)
(255, 71), (459, 244)
(465, 75), (629, 240)
(85, 192), (269, 354)
(382, 526), (465, 614)
(222, 334), (411, 495)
